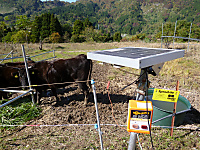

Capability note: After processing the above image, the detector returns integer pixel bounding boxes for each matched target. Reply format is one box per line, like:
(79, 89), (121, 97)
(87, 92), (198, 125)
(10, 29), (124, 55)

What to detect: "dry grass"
(1, 41), (199, 106)
(0, 41), (199, 53)
(0, 41), (164, 54)
(0, 41), (200, 110)
(0, 42), (164, 62)
(0, 42), (199, 89)
(0, 41), (200, 150)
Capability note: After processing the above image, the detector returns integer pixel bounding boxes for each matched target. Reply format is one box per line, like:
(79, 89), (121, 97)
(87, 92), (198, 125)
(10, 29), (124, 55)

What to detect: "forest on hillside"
(0, 0), (199, 44)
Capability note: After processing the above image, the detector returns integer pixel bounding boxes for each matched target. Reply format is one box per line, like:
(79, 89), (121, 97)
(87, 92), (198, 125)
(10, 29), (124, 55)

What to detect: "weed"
(108, 75), (116, 80)
(12, 137), (17, 141)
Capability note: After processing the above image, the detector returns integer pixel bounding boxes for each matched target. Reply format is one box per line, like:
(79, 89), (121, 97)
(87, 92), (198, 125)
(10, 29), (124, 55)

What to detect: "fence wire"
(0, 80), (94, 90)
(0, 123), (199, 131)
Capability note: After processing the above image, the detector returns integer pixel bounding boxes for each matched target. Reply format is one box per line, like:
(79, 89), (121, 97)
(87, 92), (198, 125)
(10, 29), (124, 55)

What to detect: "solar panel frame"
(87, 47), (185, 69)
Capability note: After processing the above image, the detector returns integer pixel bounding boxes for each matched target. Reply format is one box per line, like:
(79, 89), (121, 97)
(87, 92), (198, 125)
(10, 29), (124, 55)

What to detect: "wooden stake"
(170, 80), (179, 136)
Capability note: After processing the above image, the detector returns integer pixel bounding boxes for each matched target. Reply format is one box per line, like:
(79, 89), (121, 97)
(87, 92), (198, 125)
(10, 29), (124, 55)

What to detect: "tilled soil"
(1, 61), (200, 149)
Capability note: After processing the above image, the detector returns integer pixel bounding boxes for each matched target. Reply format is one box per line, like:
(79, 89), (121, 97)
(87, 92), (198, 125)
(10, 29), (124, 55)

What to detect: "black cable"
(120, 71), (147, 91)
(146, 69), (154, 150)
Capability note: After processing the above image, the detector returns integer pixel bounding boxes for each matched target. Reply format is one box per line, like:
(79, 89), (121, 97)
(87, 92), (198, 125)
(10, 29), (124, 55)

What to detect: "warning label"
(131, 110), (151, 120)
(152, 88), (179, 102)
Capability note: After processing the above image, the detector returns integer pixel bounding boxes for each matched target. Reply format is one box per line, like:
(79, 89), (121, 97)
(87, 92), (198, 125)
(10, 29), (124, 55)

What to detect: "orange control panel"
(127, 100), (153, 134)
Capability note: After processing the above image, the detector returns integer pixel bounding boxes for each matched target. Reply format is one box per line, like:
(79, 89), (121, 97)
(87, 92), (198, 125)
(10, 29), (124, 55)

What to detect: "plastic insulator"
(91, 79), (95, 85)
(94, 124), (98, 129)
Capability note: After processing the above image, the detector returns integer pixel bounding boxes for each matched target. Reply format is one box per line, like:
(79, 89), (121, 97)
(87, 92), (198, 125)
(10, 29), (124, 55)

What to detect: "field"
(0, 42), (200, 149)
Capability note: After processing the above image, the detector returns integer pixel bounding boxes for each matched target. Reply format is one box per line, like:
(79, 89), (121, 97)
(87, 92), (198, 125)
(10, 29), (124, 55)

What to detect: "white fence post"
(91, 79), (104, 150)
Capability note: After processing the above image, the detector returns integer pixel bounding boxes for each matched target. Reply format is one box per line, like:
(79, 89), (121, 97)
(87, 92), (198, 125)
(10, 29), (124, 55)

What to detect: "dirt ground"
(1, 43), (200, 149)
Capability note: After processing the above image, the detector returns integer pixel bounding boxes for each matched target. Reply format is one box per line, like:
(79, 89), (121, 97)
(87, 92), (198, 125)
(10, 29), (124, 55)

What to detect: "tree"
(191, 24), (200, 39)
(63, 31), (71, 43)
(62, 23), (72, 42)
(30, 16), (42, 43)
(72, 20), (84, 35)
(0, 21), (7, 42)
(83, 18), (93, 29)
(2, 32), (13, 43)
(176, 20), (191, 42)
(71, 20), (85, 43)
(49, 32), (61, 43)
(70, 34), (85, 43)
(0, 21), (11, 49)
(54, 16), (63, 36)
(30, 13), (63, 43)
(15, 15), (30, 31)
(113, 32), (122, 42)
(15, 15), (31, 44)
(82, 26), (96, 42)
(11, 30), (28, 43)
(40, 13), (51, 40)
(50, 14), (57, 35)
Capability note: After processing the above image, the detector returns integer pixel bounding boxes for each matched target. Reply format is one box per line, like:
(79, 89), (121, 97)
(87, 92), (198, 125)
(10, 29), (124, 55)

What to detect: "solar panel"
(87, 47), (185, 69)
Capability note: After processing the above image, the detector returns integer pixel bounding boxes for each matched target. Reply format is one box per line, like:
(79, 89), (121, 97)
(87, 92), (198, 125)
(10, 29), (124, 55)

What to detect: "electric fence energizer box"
(127, 100), (153, 134)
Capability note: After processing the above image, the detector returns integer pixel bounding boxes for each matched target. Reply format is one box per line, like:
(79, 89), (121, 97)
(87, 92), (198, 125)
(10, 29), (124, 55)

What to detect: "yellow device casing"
(127, 100), (153, 134)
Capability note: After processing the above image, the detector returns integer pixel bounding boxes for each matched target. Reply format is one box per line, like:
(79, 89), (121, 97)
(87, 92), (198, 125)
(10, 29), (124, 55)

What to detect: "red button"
(141, 125), (148, 129)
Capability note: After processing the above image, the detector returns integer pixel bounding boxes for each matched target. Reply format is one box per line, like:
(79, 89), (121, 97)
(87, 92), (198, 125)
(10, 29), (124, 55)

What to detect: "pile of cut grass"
(0, 96), (41, 130)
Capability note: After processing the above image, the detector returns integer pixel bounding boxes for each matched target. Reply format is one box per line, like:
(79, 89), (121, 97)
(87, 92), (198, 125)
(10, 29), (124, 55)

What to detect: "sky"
(41, 0), (76, 3)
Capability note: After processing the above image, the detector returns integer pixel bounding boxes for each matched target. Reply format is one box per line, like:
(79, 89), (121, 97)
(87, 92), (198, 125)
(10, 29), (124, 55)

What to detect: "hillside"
(77, 0), (200, 35)
(0, 0), (199, 36)
(0, 0), (67, 15)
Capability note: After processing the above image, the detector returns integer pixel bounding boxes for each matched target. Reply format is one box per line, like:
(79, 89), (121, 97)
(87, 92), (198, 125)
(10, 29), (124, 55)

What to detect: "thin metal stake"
(161, 23), (163, 48)
(21, 45), (35, 105)
(91, 80), (104, 150)
(187, 23), (192, 52)
(170, 80), (179, 137)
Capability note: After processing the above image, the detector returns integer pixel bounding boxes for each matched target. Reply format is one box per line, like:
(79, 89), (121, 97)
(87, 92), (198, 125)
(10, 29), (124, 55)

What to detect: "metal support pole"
(187, 23), (192, 52)
(128, 132), (137, 150)
(53, 50), (55, 57)
(0, 89), (28, 94)
(91, 80), (104, 150)
(21, 45), (35, 105)
(161, 23), (163, 48)
(0, 89), (33, 108)
(0, 50), (13, 63)
(11, 51), (13, 62)
(173, 21), (177, 49)
(128, 68), (148, 150)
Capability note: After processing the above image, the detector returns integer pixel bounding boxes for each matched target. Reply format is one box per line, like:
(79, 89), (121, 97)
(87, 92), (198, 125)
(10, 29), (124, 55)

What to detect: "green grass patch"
(0, 96), (41, 130)
(67, 52), (87, 56)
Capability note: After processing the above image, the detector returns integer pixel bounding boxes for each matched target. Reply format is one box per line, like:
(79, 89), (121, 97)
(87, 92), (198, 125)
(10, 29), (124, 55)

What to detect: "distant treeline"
(0, 0), (200, 41)
(0, 13), (199, 44)
(0, 13), (122, 44)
